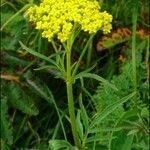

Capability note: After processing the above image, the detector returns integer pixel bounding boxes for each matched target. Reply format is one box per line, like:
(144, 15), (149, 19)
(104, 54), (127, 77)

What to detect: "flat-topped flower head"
(28, 0), (113, 42)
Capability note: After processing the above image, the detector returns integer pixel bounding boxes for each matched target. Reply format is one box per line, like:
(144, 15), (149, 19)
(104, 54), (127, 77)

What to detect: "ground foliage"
(0, 0), (149, 150)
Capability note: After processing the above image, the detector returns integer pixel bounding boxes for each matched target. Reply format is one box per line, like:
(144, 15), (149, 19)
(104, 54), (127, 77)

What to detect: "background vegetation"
(0, 0), (149, 150)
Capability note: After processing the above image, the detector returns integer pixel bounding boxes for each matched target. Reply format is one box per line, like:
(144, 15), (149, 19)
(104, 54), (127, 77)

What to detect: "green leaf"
(79, 94), (89, 132)
(76, 110), (84, 141)
(34, 65), (56, 71)
(86, 135), (115, 143)
(26, 78), (53, 104)
(49, 140), (73, 150)
(75, 73), (118, 90)
(110, 130), (134, 150)
(141, 107), (149, 119)
(86, 144), (107, 150)
(26, 76), (67, 140)
(19, 41), (58, 67)
(0, 139), (10, 150)
(1, 4), (31, 31)
(73, 63), (96, 75)
(90, 92), (136, 128)
(89, 126), (132, 133)
(8, 82), (39, 116)
(2, 52), (29, 67)
(1, 37), (18, 51)
(127, 129), (139, 135)
(1, 97), (13, 145)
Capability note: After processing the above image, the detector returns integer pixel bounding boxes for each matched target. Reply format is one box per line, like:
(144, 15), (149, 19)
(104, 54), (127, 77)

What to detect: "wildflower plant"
(20, 0), (113, 149)
(27, 0), (112, 42)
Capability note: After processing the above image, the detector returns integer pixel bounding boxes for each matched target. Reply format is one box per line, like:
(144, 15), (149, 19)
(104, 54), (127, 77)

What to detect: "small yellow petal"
(27, 0), (113, 42)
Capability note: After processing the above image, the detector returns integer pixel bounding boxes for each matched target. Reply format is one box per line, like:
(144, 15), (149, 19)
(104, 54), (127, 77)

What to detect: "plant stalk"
(66, 47), (82, 149)
(132, 4), (138, 107)
(86, 37), (93, 67)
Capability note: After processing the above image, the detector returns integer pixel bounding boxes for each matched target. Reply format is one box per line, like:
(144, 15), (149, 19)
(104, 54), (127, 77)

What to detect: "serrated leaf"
(90, 92), (136, 128)
(8, 82), (39, 116)
(1, 97), (13, 145)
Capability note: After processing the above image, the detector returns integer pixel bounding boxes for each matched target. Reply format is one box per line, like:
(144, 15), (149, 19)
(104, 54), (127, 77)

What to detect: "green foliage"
(1, 97), (13, 146)
(91, 92), (136, 127)
(49, 140), (75, 150)
(1, 6), (28, 51)
(8, 82), (39, 116)
(93, 61), (133, 112)
(0, 0), (149, 149)
(0, 80), (39, 146)
(91, 41), (149, 149)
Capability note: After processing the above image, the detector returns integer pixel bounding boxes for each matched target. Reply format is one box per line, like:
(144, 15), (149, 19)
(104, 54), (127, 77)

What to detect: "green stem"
(132, 3), (138, 107)
(66, 46), (82, 149)
(86, 37), (93, 67)
(146, 36), (149, 81)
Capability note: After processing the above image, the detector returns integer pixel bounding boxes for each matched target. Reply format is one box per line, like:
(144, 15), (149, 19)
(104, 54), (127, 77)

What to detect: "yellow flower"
(28, 0), (113, 42)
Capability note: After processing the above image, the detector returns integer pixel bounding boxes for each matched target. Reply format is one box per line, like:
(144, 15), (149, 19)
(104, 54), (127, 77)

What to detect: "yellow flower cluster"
(28, 0), (113, 42)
